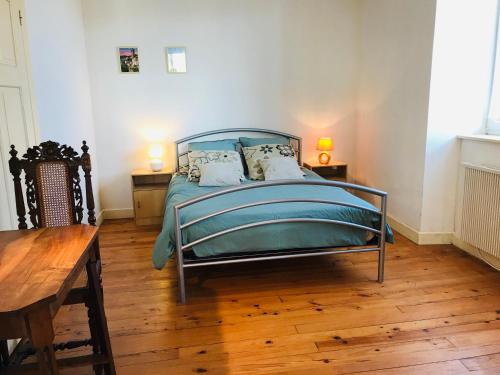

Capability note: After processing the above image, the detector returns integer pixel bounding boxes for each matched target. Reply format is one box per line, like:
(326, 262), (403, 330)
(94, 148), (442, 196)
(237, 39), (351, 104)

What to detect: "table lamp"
(316, 137), (333, 164)
(149, 143), (164, 172)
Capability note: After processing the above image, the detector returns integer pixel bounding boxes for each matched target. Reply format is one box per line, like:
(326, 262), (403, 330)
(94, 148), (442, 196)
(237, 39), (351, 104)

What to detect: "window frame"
(486, 2), (500, 136)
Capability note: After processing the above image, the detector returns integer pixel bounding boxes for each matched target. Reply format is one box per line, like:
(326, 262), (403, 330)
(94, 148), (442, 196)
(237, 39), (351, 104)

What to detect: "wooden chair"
(2, 140), (103, 372)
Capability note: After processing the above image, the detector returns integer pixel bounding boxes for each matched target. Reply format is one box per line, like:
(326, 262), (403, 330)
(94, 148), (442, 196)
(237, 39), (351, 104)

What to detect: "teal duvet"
(152, 170), (394, 269)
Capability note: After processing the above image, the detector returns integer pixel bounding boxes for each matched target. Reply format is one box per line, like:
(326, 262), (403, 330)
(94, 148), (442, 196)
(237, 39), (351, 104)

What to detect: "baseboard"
(452, 236), (476, 253)
(102, 208), (134, 220)
(417, 231), (453, 245)
(387, 215), (453, 245)
(452, 235), (500, 270)
(387, 215), (419, 244)
(95, 210), (104, 226)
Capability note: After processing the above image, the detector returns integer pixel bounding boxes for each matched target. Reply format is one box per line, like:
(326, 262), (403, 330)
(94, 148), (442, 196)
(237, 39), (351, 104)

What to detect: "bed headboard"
(175, 128), (302, 172)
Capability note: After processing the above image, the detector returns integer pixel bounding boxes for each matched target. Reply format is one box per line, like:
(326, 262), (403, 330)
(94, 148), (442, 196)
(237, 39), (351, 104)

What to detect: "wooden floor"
(54, 219), (500, 374)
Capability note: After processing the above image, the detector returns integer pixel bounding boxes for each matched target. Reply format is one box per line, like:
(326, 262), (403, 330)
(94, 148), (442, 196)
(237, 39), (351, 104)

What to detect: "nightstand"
(303, 161), (348, 182)
(131, 169), (172, 226)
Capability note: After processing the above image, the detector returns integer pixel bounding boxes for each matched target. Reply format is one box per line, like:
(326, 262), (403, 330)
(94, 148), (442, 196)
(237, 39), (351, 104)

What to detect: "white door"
(0, 0), (38, 230)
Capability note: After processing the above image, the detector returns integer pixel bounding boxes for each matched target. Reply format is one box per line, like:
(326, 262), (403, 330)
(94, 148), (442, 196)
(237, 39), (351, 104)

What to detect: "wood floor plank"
(273, 360), (471, 375)
(461, 351), (500, 371)
(49, 219), (500, 374)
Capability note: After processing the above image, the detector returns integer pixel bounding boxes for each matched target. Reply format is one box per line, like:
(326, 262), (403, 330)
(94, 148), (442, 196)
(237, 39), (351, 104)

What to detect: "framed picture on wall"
(166, 47), (187, 73)
(118, 47), (140, 73)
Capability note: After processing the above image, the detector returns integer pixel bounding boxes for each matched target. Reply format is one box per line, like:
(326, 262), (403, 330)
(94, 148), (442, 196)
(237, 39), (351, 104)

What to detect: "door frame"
(0, 0), (40, 230)
(17, 0), (40, 143)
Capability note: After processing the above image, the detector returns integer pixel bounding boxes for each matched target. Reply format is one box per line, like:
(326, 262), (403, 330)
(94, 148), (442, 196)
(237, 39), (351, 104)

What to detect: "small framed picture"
(118, 47), (140, 73)
(166, 47), (187, 73)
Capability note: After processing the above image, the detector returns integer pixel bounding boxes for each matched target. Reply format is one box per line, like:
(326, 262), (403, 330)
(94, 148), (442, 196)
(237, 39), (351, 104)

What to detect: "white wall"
(23, 0), (497, 241)
(82, 0), (360, 213)
(25, 0), (101, 219)
(420, 0), (498, 233)
(355, 0), (437, 230)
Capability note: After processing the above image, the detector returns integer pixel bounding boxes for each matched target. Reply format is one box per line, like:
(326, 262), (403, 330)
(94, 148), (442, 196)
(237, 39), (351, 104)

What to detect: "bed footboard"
(174, 180), (388, 304)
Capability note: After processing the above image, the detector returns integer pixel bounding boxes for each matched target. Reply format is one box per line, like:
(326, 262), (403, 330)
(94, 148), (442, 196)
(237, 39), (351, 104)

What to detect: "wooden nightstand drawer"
(304, 162), (347, 182)
(313, 165), (343, 177)
(132, 172), (172, 186)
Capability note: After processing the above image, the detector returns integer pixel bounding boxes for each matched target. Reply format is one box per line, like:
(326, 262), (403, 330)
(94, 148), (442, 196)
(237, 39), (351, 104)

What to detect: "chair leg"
(85, 298), (103, 375)
(85, 237), (106, 374)
(86, 240), (116, 375)
(94, 237), (104, 303)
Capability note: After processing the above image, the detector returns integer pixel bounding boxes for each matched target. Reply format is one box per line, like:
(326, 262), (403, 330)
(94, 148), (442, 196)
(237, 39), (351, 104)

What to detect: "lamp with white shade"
(149, 144), (164, 172)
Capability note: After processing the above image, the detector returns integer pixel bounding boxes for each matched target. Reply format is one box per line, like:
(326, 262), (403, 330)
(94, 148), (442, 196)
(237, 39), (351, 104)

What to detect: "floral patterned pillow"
(187, 150), (244, 182)
(242, 144), (296, 180)
(178, 164), (189, 175)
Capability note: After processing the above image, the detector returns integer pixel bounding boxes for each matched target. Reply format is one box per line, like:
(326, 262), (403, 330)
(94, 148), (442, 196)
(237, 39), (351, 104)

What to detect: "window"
(487, 5), (500, 135)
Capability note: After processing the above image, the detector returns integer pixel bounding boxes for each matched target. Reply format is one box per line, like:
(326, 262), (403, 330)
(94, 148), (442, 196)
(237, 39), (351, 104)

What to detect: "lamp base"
(150, 159), (164, 172)
(318, 152), (331, 165)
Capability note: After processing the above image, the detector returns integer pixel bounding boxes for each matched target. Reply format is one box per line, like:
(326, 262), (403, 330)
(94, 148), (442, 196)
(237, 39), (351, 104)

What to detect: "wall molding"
(418, 231), (453, 245)
(102, 208), (134, 220)
(452, 235), (500, 270)
(387, 215), (419, 243)
(96, 209), (104, 226)
(387, 215), (453, 245)
(452, 236), (477, 254)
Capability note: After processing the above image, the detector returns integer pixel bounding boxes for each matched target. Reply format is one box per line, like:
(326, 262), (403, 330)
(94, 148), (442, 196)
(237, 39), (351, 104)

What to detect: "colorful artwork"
(118, 47), (139, 73)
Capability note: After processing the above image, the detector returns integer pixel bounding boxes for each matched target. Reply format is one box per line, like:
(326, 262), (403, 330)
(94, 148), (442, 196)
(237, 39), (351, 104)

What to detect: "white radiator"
(461, 164), (500, 260)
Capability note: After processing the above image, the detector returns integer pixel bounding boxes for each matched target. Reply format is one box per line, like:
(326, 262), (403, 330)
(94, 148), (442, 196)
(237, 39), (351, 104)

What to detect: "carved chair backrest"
(8, 141), (96, 229)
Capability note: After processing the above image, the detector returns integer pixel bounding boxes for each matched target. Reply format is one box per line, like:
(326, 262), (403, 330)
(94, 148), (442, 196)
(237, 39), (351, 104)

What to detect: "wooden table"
(0, 225), (115, 374)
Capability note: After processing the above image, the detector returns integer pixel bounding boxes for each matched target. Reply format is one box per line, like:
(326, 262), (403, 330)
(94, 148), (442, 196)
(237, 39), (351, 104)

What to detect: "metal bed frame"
(174, 128), (387, 303)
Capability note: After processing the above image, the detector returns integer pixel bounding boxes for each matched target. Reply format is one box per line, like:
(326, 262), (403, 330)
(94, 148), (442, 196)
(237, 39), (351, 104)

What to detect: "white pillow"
(198, 162), (243, 186)
(259, 157), (305, 181)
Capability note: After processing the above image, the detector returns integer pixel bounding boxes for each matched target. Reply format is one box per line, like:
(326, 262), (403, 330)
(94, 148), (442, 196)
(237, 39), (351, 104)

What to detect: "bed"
(152, 128), (393, 303)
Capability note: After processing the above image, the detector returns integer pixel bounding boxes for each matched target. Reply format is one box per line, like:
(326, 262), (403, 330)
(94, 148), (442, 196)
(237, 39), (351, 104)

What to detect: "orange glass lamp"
(316, 137), (334, 164)
(149, 143), (164, 172)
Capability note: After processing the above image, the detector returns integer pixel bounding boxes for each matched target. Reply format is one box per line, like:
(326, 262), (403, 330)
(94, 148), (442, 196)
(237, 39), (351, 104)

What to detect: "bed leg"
(377, 249), (385, 283)
(175, 207), (187, 304)
(176, 239), (186, 304)
(378, 195), (387, 283)
(178, 261), (186, 304)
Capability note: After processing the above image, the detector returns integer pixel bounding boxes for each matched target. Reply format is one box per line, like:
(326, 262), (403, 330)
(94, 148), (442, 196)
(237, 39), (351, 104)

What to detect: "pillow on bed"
(178, 164), (189, 175)
(239, 136), (289, 147)
(198, 162), (242, 186)
(242, 144), (296, 180)
(187, 150), (245, 182)
(188, 139), (238, 151)
(259, 157), (305, 181)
